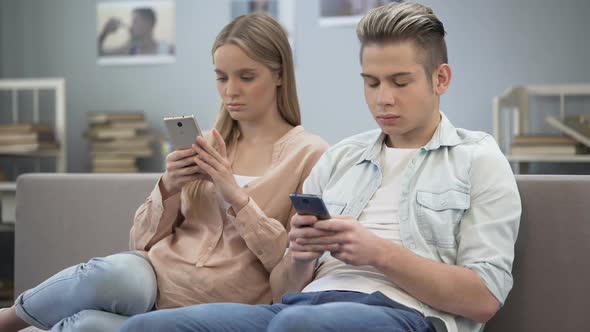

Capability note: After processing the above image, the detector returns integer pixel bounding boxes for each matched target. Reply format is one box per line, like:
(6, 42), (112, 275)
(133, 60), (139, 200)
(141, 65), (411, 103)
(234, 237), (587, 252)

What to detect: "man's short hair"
(357, 2), (447, 81)
(134, 7), (157, 27)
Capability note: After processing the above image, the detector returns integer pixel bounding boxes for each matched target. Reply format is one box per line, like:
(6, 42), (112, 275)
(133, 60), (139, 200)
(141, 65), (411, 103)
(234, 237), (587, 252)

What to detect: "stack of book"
(86, 112), (154, 173)
(546, 115), (590, 148)
(0, 123), (58, 154)
(510, 135), (583, 155)
(510, 115), (590, 156)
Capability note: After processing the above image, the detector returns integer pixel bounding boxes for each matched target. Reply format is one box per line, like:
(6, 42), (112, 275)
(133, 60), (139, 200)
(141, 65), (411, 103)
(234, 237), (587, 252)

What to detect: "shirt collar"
(358, 111), (461, 164)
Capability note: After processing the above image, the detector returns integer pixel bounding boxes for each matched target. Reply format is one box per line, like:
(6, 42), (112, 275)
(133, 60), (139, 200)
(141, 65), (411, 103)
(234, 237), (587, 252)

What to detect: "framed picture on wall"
(97, 0), (176, 65)
(319, 0), (404, 27)
(229, 0), (295, 56)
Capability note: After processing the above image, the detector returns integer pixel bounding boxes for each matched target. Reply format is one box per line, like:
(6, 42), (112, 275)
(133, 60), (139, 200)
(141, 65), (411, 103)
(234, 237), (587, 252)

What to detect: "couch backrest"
(15, 173), (160, 296)
(485, 175), (590, 332)
(14, 174), (590, 331)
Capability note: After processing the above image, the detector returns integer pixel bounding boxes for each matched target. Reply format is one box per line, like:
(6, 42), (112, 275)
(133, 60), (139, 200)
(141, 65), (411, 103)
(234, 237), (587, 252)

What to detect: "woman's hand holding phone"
(191, 129), (250, 212)
(160, 148), (203, 199)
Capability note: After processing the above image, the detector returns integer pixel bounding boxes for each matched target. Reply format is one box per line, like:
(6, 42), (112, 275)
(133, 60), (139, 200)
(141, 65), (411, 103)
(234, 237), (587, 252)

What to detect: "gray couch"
(14, 173), (590, 331)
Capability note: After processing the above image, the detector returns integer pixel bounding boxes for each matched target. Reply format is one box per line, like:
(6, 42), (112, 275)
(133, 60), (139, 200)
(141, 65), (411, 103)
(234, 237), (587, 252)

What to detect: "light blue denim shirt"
(302, 113), (521, 332)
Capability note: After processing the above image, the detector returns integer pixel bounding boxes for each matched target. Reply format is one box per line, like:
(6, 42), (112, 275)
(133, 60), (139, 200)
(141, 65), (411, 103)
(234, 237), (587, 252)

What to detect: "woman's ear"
(276, 69), (283, 87)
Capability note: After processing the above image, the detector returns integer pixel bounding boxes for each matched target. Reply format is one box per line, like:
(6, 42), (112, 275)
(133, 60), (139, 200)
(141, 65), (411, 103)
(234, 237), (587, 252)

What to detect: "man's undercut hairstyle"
(357, 2), (447, 81)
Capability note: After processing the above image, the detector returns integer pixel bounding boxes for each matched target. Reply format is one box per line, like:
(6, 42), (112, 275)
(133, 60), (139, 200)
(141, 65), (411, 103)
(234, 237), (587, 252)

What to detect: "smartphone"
(289, 193), (331, 220)
(164, 115), (203, 150)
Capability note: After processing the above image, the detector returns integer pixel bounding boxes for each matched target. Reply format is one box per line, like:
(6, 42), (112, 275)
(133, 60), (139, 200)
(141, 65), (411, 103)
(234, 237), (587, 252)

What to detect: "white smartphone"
(163, 115), (203, 150)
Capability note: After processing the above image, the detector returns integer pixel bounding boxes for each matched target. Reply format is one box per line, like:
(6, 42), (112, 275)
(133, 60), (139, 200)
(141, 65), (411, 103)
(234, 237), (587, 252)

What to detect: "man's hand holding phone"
(288, 213), (338, 263)
(288, 194), (337, 263)
(288, 193), (386, 267)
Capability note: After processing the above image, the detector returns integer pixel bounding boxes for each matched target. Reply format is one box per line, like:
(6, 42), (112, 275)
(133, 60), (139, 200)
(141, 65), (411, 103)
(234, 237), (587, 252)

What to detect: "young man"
(120, 3), (521, 332)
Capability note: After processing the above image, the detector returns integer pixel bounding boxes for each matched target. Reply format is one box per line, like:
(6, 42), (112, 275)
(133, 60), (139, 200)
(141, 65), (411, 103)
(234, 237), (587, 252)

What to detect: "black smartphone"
(289, 193), (331, 220)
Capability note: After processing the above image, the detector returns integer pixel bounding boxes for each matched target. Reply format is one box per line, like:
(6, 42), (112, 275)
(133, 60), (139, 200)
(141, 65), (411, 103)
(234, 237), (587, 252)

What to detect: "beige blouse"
(129, 126), (328, 308)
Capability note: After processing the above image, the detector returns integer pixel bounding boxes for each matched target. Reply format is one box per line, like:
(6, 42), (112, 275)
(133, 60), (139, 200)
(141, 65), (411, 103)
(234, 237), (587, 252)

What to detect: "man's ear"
(432, 63), (451, 96)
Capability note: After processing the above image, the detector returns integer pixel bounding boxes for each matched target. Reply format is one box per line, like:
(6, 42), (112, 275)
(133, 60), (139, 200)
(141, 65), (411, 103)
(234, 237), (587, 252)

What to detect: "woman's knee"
(80, 253), (157, 314)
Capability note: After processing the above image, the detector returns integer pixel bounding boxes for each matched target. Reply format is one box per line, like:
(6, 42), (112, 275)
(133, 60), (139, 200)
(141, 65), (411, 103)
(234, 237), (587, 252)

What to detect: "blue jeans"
(121, 290), (436, 332)
(14, 252), (156, 332)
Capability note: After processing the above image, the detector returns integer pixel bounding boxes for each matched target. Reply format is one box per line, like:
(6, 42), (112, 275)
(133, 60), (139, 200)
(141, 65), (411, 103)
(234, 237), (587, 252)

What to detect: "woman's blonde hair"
(184, 13), (300, 200)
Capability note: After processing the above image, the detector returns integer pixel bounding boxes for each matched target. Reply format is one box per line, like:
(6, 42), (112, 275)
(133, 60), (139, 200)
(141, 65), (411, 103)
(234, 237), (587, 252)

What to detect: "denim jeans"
(121, 290), (436, 332)
(14, 252), (156, 332)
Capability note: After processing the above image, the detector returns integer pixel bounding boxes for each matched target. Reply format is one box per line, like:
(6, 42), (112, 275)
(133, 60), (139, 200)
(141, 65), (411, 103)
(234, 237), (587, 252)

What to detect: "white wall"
(1, 0), (589, 173)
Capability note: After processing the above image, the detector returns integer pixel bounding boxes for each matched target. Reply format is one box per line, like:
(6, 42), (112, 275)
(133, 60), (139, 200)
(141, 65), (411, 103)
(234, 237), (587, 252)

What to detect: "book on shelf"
(92, 157), (136, 168)
(90, 136), (153, 151)
(0, 142), (59, 153)
(512, 135), (577, 145)
(510, 144), (588, 155)
(0, 122), (58, 154)
(88, 111), (145, 124)
(87, 127), (137, 139)
(545, 115), (590, 148)
(0, 123), (52, 133)
(86, 111), (154, 173)
(92, 121), (149, 130)
(0, 132), (55, 145)
(90, 149), (153, 158)
(93, 166), (139, 173)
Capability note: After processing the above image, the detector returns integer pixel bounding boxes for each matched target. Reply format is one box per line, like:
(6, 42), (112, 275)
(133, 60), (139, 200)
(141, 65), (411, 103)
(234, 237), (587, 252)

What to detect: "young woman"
(0, 13), (327, 332)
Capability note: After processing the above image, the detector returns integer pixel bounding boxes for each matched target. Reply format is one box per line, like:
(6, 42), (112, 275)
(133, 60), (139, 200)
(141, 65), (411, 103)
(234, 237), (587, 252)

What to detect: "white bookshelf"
(0, 78), (67, 223)
(493, 83), (590, 173)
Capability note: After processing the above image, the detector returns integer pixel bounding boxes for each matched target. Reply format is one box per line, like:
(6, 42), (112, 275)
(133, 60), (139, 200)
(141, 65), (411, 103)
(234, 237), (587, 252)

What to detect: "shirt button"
(207, 246), (212, 251)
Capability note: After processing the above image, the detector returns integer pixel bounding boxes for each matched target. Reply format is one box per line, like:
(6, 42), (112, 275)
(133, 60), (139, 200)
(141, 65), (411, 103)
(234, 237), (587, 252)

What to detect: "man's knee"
(268, 306), (316, 332)
(120, 314), (160, 332)
(53, 310), (127, 332)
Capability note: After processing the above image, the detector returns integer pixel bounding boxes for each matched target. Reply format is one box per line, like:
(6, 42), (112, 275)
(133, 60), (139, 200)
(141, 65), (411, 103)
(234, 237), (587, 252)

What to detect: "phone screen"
(289, 193), (331, 220)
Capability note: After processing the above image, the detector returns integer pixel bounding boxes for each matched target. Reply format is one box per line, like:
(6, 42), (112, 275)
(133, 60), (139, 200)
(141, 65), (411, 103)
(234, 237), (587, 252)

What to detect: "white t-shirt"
(302, 146), (424, 312)
(221, 174), (259, 211)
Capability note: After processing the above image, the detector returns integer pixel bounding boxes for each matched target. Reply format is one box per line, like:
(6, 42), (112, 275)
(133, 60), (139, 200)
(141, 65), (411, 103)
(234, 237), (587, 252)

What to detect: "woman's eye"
(241, 76), (255, 81)
(216, 77), (228, 82)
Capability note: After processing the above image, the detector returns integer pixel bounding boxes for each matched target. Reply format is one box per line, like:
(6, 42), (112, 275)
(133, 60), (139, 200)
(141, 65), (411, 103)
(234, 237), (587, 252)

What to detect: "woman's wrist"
(231, 192), (250, 214)
(159, 175), (178, 200)
(229, 190), (250, 213)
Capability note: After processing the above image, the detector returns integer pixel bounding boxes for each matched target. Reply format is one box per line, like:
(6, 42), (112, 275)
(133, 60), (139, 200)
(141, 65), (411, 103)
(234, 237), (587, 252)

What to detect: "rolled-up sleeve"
(129, 178), (183, 251)
(227, 198), (288, 272)
(457, 136), (522, 305)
